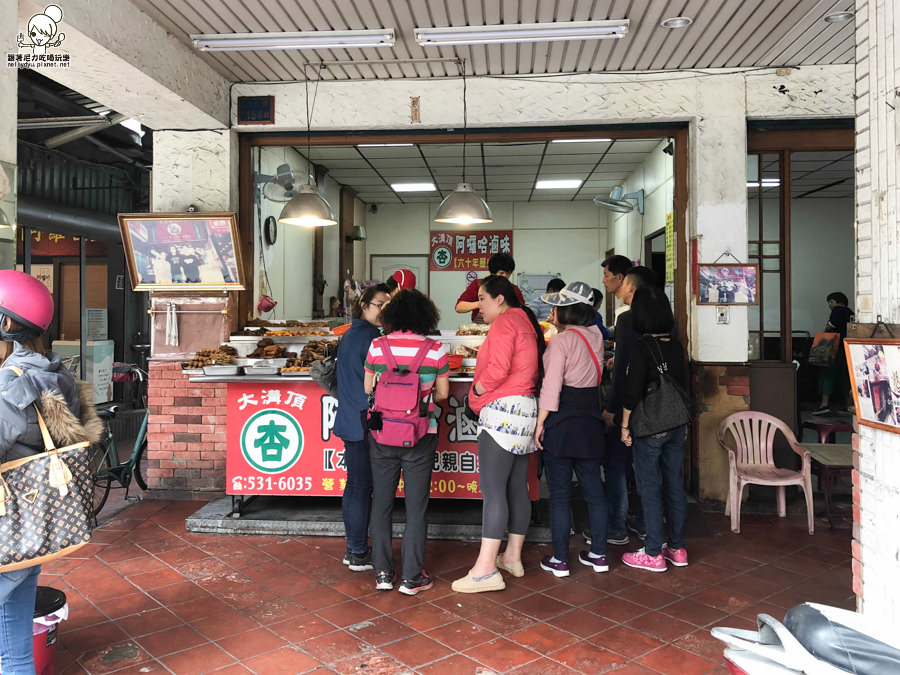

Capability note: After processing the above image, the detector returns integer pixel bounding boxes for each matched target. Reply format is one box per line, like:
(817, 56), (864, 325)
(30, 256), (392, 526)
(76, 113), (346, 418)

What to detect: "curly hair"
(380, 289), (440, 335)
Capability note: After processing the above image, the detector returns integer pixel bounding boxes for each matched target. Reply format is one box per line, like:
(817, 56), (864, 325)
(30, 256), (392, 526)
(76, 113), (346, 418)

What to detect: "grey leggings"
(478, 432), (531, 539)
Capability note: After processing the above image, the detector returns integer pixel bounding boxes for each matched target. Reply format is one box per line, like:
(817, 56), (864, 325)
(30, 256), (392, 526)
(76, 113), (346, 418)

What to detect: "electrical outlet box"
(717, 306), (730, 324)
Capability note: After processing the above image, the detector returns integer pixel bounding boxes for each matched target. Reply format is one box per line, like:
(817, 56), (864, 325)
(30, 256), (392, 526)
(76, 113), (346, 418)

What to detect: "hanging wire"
(460, 57), (467, 184)
(304, 64), (312, 185)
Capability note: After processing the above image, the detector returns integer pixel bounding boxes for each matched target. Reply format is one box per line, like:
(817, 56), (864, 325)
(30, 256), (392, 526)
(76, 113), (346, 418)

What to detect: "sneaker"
(622, 548), (667, 573)
(399, 570), (433, 596)
(578, 551), (609, 573)
(540, 555), (570, 578)
(661, 544), (689, 567)
(812, 406), (831, 416)
(375, 571), (394, 591)
(342, 548), (374, 572)
(607, 531), (630, 546)
(627, 520), (646, 541)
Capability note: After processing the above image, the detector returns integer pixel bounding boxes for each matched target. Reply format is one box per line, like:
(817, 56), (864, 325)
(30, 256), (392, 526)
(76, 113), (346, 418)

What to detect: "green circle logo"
(240, 409), (303, 474)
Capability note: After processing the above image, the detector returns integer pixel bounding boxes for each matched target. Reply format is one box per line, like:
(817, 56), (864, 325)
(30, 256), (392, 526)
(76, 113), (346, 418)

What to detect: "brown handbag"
(0, 370), (92, 572)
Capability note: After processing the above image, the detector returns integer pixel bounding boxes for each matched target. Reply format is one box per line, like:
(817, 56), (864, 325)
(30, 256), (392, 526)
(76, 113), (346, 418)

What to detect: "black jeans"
(631, 425), (688, 557)
(341, 437), (373, 554)
(369, 434), (437, 581)
(543, 453), (608, 562)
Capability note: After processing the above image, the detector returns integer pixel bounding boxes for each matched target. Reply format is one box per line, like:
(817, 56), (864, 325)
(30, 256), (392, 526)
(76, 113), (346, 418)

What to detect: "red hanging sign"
(429, 230), (513, 272)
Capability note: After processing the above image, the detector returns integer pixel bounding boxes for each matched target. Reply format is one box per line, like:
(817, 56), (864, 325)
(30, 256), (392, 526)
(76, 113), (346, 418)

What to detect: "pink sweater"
(539, 325), (605, 411)
(469, 308), (539, 414)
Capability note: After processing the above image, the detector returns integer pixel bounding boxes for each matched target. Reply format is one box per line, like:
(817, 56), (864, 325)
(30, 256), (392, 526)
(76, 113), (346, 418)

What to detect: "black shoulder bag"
(630, 338), (694, 438)
(310, 339), (339, 398)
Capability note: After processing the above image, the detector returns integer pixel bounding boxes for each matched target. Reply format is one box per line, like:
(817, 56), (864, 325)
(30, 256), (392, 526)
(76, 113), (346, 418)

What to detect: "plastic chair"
(717, 411), (814, 534)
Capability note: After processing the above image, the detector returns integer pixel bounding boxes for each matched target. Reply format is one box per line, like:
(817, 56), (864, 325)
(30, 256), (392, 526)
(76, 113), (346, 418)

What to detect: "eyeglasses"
(368, 302), (386, 309)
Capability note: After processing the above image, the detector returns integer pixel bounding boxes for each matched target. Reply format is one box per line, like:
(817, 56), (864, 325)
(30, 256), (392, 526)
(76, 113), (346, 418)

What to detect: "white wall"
(608, 139), (675, 313)
(853, 0), (900, 621)
(366, 201), (607, 331)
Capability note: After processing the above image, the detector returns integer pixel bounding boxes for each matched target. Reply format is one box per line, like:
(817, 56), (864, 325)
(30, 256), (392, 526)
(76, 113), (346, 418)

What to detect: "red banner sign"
(17, 230), (107, 257)
(226, 379), (539, 499)
(429, 230), (512, 272)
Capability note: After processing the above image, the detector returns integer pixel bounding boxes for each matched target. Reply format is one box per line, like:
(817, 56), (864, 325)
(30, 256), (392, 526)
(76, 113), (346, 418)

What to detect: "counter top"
(189, 374), (475, 383)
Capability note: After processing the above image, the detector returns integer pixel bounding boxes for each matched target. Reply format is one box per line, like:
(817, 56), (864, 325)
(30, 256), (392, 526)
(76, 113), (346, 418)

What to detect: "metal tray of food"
(202, 365), (241, 376)
(243, 366), (279, 375)
(279, 369), (311, 377)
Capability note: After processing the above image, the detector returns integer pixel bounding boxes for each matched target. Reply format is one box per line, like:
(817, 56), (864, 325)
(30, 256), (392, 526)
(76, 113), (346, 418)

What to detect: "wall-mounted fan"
(256, 163), (302, 202)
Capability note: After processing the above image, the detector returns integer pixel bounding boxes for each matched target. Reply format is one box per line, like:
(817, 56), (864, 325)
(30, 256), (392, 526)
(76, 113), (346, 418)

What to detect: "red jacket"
(469, 307), (540, 414)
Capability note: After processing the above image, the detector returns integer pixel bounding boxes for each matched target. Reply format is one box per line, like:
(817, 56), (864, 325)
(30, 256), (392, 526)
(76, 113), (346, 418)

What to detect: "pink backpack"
(369, 338), (435, 447)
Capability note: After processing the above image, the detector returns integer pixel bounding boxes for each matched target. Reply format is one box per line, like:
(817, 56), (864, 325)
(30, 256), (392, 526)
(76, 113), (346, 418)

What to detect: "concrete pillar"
(151, 131), (238, 213)
(0, 1), (16, 270)
(852, 0), (900, 620)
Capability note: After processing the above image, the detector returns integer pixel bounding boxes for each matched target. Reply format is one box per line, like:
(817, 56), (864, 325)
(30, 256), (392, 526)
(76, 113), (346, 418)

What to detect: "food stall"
(161, 321), (539, 514)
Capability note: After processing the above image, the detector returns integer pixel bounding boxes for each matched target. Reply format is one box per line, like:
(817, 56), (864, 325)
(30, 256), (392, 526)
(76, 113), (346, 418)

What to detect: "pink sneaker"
(622, 548), (667, 573)
(661, 544), (689, 567)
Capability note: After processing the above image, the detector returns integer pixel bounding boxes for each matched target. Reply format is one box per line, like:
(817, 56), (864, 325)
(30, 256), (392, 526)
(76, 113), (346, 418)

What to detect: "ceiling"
(296, 137), (663, 204)
(129, 0), (855, 83)
(261, 140), (854, 205)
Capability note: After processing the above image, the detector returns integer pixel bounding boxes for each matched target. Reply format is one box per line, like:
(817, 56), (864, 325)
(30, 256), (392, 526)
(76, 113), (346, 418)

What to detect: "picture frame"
(697, 264), (759, 305)
(117, 212), (245, 291)
(845, 338), (900, 434)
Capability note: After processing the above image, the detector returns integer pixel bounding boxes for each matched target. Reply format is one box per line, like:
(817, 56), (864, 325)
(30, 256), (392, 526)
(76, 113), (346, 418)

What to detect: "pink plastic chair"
(717, 412), (814, 534)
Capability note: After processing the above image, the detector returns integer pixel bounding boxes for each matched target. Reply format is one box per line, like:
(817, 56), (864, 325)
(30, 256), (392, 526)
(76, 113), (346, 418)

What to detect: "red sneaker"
(622, 548), (667, 572)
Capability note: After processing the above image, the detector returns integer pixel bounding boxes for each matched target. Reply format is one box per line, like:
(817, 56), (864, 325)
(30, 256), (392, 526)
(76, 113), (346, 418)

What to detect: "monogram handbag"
(630, 339), (695, 438)
(0, 385), (92, 572)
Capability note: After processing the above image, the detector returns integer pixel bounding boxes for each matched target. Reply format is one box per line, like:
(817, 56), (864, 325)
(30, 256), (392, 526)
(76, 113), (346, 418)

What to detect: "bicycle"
(88, 364), (149, 517)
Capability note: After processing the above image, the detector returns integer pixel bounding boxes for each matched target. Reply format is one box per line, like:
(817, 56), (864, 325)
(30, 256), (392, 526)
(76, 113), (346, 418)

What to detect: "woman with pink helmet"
(0, 270), (102, 674)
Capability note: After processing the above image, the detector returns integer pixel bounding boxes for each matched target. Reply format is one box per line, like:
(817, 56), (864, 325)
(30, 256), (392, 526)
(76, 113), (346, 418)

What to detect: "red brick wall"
(146, 360), (228, 499)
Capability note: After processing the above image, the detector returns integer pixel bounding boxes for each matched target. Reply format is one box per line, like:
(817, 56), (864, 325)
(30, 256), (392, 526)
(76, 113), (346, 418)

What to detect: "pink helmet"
(0, 270), (54, 334)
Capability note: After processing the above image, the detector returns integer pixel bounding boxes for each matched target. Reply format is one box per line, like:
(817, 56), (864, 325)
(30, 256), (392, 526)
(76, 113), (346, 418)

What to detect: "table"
(801, 442), (852, 528)
(801, 419), (853, 444)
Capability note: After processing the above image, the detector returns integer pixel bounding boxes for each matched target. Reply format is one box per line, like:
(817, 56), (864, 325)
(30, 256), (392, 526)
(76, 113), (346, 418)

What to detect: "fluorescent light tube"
(358, 143), (414, 147)
(416, 20), (628, 46)
(536, 179), (582, 189)
(551, 138), (613, 143)
(747, 179), (780, 187)
(391, 182), (437, 192)
(191, 29), (395, 52)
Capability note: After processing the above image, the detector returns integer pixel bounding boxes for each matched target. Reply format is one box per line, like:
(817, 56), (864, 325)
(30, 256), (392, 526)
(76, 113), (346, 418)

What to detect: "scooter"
(711, 602), (900, 674)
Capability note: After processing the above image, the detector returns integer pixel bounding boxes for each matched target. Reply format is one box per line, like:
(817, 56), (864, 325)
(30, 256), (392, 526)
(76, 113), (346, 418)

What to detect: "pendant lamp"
(279, 64), (337, 227)
(434, 60), (492, 225)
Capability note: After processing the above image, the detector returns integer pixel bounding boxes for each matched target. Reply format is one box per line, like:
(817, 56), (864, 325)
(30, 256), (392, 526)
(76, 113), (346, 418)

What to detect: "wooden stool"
(801, 443), (853, 529)
(801, 420), (853, 444)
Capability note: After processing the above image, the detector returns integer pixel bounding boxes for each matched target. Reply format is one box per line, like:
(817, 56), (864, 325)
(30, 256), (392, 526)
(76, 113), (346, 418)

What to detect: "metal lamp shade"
(433, 183), (493, 225)
(278, 184), (337, 227)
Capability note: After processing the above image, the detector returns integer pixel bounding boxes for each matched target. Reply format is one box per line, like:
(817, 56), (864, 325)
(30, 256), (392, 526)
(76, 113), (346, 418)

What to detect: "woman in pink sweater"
(452, 276), (545, 593)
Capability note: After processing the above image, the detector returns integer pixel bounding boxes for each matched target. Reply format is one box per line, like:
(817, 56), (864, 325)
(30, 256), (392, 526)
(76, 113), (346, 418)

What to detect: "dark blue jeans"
(631, 425), (688, 557)
(0, 565), (40, 675)
(603, 426), (628, 533)
(543, 452), (608, 562)
(342, 437), (373, 554)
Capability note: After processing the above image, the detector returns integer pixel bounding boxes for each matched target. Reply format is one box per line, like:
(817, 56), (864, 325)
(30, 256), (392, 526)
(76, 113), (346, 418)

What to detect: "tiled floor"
(45, 500), (853, 675)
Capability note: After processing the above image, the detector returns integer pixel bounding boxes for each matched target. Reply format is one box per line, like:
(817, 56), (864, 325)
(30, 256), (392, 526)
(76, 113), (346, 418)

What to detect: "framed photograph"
(845, 338), (900, 433)
(117, 212), (245, 291)
(697, 264), (759, 305)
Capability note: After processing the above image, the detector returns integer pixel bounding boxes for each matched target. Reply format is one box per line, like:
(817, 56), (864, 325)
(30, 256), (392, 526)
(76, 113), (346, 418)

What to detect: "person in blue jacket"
(333, 283), (391, 572)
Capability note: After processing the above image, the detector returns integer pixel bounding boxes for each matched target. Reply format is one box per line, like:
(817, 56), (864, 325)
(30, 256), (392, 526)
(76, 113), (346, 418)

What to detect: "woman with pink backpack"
(364, 290), (449, 596)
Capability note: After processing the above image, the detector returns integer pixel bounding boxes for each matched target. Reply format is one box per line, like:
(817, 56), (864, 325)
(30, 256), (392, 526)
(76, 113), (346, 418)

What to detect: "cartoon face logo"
(17, 5), (65, 55)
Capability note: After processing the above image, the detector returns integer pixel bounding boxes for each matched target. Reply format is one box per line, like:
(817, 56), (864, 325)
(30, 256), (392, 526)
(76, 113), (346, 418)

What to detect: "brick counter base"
(146, 360), (227, 499)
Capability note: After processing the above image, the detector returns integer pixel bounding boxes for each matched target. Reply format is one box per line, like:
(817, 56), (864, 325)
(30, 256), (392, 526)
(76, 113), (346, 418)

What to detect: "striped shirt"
(365, 332), (449, 431)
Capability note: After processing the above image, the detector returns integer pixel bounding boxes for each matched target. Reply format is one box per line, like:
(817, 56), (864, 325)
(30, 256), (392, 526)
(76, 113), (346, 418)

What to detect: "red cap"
(391, 269), (417, 290)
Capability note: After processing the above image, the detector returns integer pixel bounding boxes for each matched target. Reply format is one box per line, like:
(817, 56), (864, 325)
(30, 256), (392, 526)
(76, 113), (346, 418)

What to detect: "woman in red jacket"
(452, 276), (545, 593)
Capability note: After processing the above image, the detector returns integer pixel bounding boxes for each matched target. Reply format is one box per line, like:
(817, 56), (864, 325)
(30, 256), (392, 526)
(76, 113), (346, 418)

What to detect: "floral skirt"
(478, 395), (538, 455)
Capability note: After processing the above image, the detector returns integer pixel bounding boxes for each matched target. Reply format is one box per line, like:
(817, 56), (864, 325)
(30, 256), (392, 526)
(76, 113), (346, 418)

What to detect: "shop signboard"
(429, 230), (513, 272)
(226, 380), (539, 499)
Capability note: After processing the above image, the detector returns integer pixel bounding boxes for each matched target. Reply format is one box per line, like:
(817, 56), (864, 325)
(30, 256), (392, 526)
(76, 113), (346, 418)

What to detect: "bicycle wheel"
(134, 437), (148, 491)
(88, 438), (112, 517)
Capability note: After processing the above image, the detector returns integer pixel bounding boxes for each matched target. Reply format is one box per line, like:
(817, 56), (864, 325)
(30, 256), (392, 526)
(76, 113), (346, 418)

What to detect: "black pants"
(369, 434), (437, 581)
